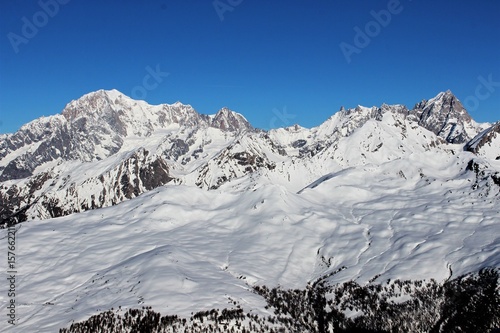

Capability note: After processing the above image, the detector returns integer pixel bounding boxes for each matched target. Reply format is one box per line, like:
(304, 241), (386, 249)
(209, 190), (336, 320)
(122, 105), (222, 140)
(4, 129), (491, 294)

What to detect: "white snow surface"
(1, 148), (499, 332)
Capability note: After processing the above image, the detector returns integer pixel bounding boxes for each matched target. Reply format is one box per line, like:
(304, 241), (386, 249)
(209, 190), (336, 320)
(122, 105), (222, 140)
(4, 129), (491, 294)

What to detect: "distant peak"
(169, 101), (194, 109)
(214, 107), (243, 118)
(71, 89), (128, 106)
(414, 90), (460, 110)
(217, 107), (233, 114)
(211, 107), (252, 132)
(285, 124), (304, 132)
(61, 89), (148, 122)
(430, 90), (457, 102)
(105, 88), (126, 97)
(438, 89), (453, 96)
(90, 88), (124, 97)
(412, 90), (474, 144)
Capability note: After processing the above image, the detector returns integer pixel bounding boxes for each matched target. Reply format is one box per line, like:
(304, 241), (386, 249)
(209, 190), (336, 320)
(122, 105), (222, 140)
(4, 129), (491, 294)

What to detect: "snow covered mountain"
(0, 90), (499, 332)
(0, 89), (250, 182)
(1, 89), (490, 226)
(412, 90), (487, 143)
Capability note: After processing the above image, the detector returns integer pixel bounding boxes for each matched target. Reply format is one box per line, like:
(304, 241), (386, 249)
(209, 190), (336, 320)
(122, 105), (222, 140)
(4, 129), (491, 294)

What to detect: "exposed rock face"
(465, 122), (500, 160)
(0, 148), (173, 226)
(412, 90), (479, 143)
(211, 107), (253, 132)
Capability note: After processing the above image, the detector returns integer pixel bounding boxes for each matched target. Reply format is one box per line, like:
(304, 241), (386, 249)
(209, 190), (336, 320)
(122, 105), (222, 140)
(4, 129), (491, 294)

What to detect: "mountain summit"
(0, 90), (250, 182)
(211, 107), (253, 132)
(412, 90), (481, 143)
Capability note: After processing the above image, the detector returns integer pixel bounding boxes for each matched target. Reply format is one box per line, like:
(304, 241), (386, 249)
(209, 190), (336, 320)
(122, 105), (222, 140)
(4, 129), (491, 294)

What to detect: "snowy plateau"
(0, 89), (499, 332)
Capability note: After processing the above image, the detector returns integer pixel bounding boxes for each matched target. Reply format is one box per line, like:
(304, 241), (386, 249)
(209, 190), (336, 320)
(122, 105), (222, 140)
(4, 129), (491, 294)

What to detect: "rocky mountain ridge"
(0, 89), (497, 226)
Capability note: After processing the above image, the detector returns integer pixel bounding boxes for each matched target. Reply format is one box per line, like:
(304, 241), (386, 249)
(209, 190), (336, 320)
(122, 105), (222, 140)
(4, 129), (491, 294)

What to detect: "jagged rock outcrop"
(211, 107), (253, 132)
(412, 90), (482, 143)
(465, 122), (500, 160)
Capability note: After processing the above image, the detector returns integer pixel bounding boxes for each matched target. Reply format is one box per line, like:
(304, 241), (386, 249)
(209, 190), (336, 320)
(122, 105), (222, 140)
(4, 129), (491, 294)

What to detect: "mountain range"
(0, 89), (499, 332)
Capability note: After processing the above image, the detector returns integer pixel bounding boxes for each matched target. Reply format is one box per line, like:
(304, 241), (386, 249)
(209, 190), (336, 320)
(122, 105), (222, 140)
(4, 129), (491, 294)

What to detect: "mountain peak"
(412, 91), (475, 143)
(440, 89), (453, 96)
(81, 89), (126, 101)
(61, 89), (126, 121)
(101, 89), (127, 101)
(211, 107), (252, 132)
(426, 89), (457, 104)
(172, 101), (187, 107)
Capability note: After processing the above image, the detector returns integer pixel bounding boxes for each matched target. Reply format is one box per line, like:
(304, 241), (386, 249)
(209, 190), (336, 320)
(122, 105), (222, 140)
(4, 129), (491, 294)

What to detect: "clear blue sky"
(0, 0), (499, 133)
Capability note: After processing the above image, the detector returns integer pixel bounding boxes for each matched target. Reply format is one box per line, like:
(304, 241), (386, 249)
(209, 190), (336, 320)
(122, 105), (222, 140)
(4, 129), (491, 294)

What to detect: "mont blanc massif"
(1, 89), (499, 332)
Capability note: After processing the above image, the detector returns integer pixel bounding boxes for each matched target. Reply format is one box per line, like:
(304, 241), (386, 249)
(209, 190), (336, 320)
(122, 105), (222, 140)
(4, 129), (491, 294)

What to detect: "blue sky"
(0, 0), (499, 133)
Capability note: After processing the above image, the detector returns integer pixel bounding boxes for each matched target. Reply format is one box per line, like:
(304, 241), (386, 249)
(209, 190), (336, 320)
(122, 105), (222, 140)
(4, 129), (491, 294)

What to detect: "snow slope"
(1, 147), (499, 332)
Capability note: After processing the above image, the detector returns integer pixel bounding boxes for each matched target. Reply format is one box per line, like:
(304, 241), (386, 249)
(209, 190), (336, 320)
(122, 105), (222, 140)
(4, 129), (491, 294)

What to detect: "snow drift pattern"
(0, 89), (499, 332)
